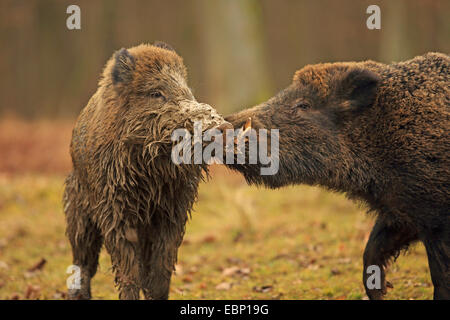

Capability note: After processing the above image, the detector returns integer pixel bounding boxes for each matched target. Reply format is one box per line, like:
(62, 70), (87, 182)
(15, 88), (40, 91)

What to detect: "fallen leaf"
(216, 282), (232, 291)
(53, 290), (67, 300)
(331, 268), (341, 275)
(271, 292), (284, 299)
(226, 257), (242, 265)
(222, 266), (251, 277)
(253, 285), (273, 293)
(308, 264), (319, 270)
(10, 293), (20, 300)
(240, 268), (251, 275)
(24, 284), (41, 299)
(27, 258), (46, 272)
(202, 235), (216, 243)
(337, 258), (351, 265)
(222, 266), (240, 277)
(188, 266), (198, 274)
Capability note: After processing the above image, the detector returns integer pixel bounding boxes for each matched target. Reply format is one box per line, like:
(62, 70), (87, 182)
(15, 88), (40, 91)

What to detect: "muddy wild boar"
(64, 42), (228, 299)
(225, 53), (449, 299)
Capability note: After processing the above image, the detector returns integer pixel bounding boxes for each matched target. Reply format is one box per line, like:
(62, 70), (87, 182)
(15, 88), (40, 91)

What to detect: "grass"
(0, 167), (433, 300)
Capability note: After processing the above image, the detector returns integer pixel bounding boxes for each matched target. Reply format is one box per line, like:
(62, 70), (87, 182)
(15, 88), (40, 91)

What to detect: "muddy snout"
(177, 99), (233, 146)
(179, 100), (226, 130)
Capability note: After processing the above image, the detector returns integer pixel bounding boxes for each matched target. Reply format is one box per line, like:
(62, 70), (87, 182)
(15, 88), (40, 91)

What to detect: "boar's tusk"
(243, 117), (252, 130)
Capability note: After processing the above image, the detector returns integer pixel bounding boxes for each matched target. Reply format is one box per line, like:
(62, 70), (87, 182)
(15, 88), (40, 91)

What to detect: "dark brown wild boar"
(225, 53), (449, 300)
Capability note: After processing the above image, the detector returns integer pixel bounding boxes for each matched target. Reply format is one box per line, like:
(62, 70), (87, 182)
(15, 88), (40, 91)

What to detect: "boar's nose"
(216, 122), (233, 133)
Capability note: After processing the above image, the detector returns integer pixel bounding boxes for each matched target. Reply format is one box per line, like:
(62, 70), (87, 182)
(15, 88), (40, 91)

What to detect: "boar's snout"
(225, 105), (266, 131)
(215, 122), (233, 132)
(224, 114), (245, 128)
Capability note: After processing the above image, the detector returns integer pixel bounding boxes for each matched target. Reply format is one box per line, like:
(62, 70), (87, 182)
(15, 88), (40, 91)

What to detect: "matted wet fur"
(64, 43), (227, 299)
(225, 53), (449, 299)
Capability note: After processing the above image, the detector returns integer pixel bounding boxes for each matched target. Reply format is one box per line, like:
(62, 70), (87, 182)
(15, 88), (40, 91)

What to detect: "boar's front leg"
(423, 234), (450, 300)
(363, 217), (418, 299)
(104, 223), (141, 300)
(138, 214), (186, 300)
(65, 174), (103, 300)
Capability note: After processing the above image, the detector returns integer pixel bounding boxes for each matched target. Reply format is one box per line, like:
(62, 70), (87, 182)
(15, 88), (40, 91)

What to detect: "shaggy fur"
(225, 53), (449, 299)
(64, 43), (226, 299)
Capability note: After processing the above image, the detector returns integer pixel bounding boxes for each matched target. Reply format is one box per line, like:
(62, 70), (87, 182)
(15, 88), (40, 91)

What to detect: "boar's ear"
(112, 48), (136, 85)
(338, 67), (380, 112)
(153, 41), (176, 53)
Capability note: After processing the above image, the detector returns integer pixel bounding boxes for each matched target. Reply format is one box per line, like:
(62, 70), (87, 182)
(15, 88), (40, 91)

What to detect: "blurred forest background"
(0, 1), (447, 299)
(0, 0), (449, 119)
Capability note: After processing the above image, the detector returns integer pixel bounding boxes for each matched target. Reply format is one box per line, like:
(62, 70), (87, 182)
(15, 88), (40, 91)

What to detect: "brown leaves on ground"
(6, 284), (43, 300)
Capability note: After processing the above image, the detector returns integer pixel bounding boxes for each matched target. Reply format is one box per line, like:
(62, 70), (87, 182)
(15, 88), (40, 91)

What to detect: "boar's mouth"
(225, 111), (267, 132)
(221, 115), (280, 185)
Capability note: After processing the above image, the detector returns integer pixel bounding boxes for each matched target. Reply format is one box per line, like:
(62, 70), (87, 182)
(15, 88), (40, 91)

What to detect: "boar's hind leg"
(363, 217), (418, 300)
(65, 177), (103, 300)
(424, 235), (450, 300)
(66, 220), (103, 300)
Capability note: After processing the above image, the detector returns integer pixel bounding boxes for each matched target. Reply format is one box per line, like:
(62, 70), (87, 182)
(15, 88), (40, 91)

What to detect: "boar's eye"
(294, 101), (311, 110)
(148, 91), (164, 100)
